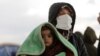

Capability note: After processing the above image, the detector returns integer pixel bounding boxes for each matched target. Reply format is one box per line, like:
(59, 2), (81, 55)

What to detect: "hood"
(74, 31), (83, 39)
(84, 27), (97, 45)
(48, 2), (76, 31)
(16, 22), (78, 56)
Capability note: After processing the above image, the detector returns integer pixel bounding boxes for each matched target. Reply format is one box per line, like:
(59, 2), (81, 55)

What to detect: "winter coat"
(16, 22), (78, 56)
(48, 2), (88, 56)
(0, 44), (19, 56)
(98, 41), (100, 56)
(84, 27), (97, 56)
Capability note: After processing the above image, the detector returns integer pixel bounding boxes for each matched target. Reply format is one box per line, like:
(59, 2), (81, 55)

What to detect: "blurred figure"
(97, 13), (100, 24)
(0, 44), (19, 56)
(83, 27), (97, 56)
(74, 31), (84, 39)
(97, 13), (100, 56)
(97, 36), (100, 56)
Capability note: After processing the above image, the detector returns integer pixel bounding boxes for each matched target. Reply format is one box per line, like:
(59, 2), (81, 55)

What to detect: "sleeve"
(74, 34), (89, 56)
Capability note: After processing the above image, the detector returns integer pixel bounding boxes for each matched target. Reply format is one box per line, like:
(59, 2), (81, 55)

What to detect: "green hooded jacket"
(16, 22), (78, 56)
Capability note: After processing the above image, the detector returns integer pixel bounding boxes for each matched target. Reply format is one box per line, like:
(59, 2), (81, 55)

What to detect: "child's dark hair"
(41, 25), (52, 31)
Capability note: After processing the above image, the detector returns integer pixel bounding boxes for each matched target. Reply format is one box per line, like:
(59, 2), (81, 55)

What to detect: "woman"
(48, 2), (88, 56)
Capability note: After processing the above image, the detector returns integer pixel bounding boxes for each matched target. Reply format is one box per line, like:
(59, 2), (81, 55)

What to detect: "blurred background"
(0, 0), (100, 47)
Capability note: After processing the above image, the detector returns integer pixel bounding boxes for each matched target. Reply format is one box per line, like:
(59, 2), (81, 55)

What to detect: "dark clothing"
(48, 2), (88, 56)
(97, 40), (100, 56)
(97, 36), (100, 56)
(41, 41), (66, 56)
(84, 27), (97, 56)
(85, 43), (97, 56)
(70, 34), (88, 56)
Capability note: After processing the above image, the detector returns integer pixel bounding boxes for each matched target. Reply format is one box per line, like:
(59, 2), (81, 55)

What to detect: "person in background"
(83, 26), (97, 56)
(97, 13), (100, 56)
(97, 36), (100, 56)
(74, 31), (84, 39)
(0, 44), (19, 56)
(97, 13), (100, 24)
(48, 2), (88, 56)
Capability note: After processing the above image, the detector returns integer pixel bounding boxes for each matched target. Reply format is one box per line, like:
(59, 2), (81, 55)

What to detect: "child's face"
(42, 29), (53, 47)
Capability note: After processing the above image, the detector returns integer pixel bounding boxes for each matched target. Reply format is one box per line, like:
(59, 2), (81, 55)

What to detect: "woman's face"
(58, 8), (70, 16)
(42, 29), (53, 47)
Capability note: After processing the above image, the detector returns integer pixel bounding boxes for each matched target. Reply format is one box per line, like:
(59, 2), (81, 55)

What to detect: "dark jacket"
(84, 27), (97, 56)
(48, 2), (88, 56)
(97, 36), (100, 56)
(74, 31), (84, 39)
(0, 44), (19, 56)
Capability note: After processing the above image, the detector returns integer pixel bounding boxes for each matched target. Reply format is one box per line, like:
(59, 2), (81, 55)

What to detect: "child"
(41, 25), (66, 56)
(16, 23), (78, 56)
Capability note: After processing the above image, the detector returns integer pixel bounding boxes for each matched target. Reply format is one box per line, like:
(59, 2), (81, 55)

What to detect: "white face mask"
(56, 14), (72, 30)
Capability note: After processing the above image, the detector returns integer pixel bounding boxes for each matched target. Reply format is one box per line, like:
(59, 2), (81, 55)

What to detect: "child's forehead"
(41, 25), (55, 34)
(41, 29), (52, 35)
